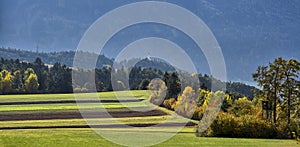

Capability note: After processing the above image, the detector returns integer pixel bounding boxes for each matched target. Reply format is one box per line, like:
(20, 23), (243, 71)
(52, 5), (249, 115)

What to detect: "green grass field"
(1, 129), (298, 147)
(0, 102), (152, 112)
(0, 91), (298, 146)
(0, 90), (149, 102)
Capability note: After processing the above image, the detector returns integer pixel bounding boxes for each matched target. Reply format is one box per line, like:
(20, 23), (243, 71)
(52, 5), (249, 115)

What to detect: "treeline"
(154, 85), (292, 138)
(150, 82), (299, 139)
(0, 57), (256, 99)
(0, 58), (72, 94)
(199, 74), (256, 99)
(0, 47), (257, 98)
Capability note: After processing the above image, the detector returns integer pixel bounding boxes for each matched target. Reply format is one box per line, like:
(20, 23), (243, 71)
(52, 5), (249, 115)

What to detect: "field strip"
(0, 102), (152, 112)
(0, 99), (144, 105)
(0, 90), (150, 102)
(94, 127), (196, 133)
(0, 122), (197, 130)
(0, 114), (197, 130)
(0, 109), (167, 121)
(0, 116), (194, 127)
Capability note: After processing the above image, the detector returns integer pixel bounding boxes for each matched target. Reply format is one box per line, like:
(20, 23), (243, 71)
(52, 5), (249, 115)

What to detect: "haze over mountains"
(1, 0), (300, 85)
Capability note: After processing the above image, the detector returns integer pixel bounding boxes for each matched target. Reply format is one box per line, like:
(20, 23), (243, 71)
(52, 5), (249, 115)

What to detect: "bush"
(163, 98), (176, 110)
(192, 106), (205, 120)
(199, 112), (287, 138)
(297, 121), (300, 140)
(228, 97), (258, 117)
(74, 87), (88, 93)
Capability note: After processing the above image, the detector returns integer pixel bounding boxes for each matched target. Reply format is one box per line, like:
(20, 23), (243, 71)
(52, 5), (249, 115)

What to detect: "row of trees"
(0, 58), (72, 94)
(0, 68), (39, 94)
(150, 82), (299, 138)
(0, 57), (256, 99)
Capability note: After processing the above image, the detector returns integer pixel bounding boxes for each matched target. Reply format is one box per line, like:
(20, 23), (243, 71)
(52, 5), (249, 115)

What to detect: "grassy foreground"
(0, 129), (298, 147)
(0, 91), (298, 146)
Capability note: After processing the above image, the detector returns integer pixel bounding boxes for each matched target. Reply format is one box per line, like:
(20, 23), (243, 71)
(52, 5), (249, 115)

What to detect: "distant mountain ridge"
(0, 47), (177, 71)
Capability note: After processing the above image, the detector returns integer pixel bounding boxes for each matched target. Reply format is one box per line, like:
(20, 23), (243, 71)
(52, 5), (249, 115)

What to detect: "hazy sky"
(1, 0), (299, 84)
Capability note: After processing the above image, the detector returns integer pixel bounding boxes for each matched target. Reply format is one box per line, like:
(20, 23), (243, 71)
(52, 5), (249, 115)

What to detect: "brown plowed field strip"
(0, 99), (142, 105)
(0, 110), (167, 121)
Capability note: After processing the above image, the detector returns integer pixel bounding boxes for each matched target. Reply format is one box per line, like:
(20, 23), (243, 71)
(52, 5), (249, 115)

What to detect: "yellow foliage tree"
(148, 79), (167, 106)
(175, 86), (197, 118)
(0, 70), (13, 94)
(24, 71), (39, 93)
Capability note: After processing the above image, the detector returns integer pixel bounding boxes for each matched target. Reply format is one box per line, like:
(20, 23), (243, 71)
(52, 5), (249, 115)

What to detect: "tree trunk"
(273, 88), (277, 125)
(288, 88), (292, 138)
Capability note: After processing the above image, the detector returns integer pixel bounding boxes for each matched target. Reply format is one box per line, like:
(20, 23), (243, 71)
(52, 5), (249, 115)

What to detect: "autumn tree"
(0, 70), (13, 94)
(202, 90), (231, 112)
(148, 78), (167, 106)
(24, 68), (35, 81)
(23, 68), (39, 93)
(229, 97), (257, 117)
(175, 86), (197, 118)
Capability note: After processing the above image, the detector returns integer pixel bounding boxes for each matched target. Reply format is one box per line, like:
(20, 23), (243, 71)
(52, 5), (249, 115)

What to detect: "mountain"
(0, 47), (178, 72)
(1, 0), (300, 84)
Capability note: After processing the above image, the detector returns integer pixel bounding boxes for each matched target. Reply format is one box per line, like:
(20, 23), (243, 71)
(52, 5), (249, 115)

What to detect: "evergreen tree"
(253, 57), (300, 126)
(12, 70), (22, 92)
(33, 58), (48, 91)
(49, 63), (72, 93)
(163, 72), (181, 99)
(138, 79), (150, 90)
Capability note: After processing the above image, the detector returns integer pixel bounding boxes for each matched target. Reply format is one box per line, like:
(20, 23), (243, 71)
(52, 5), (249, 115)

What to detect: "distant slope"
(0, 47), (113, 68)
(198, 74), (258, 99)
(0, 47), (176, 71)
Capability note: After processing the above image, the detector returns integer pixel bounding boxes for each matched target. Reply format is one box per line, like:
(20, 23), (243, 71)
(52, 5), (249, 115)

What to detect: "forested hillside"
(0, 47), (112, 68)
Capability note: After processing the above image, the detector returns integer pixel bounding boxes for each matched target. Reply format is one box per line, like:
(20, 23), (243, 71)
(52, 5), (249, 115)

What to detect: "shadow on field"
(0, 110), (167, 121)
(0, 122), (197, 130)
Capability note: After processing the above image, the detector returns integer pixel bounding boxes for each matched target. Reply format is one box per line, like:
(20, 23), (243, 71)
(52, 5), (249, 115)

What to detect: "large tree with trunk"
(253, 57), (300, 133)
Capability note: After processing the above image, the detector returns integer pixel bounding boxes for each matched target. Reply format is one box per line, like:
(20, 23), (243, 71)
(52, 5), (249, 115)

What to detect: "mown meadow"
(0, 90), (298, 146)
